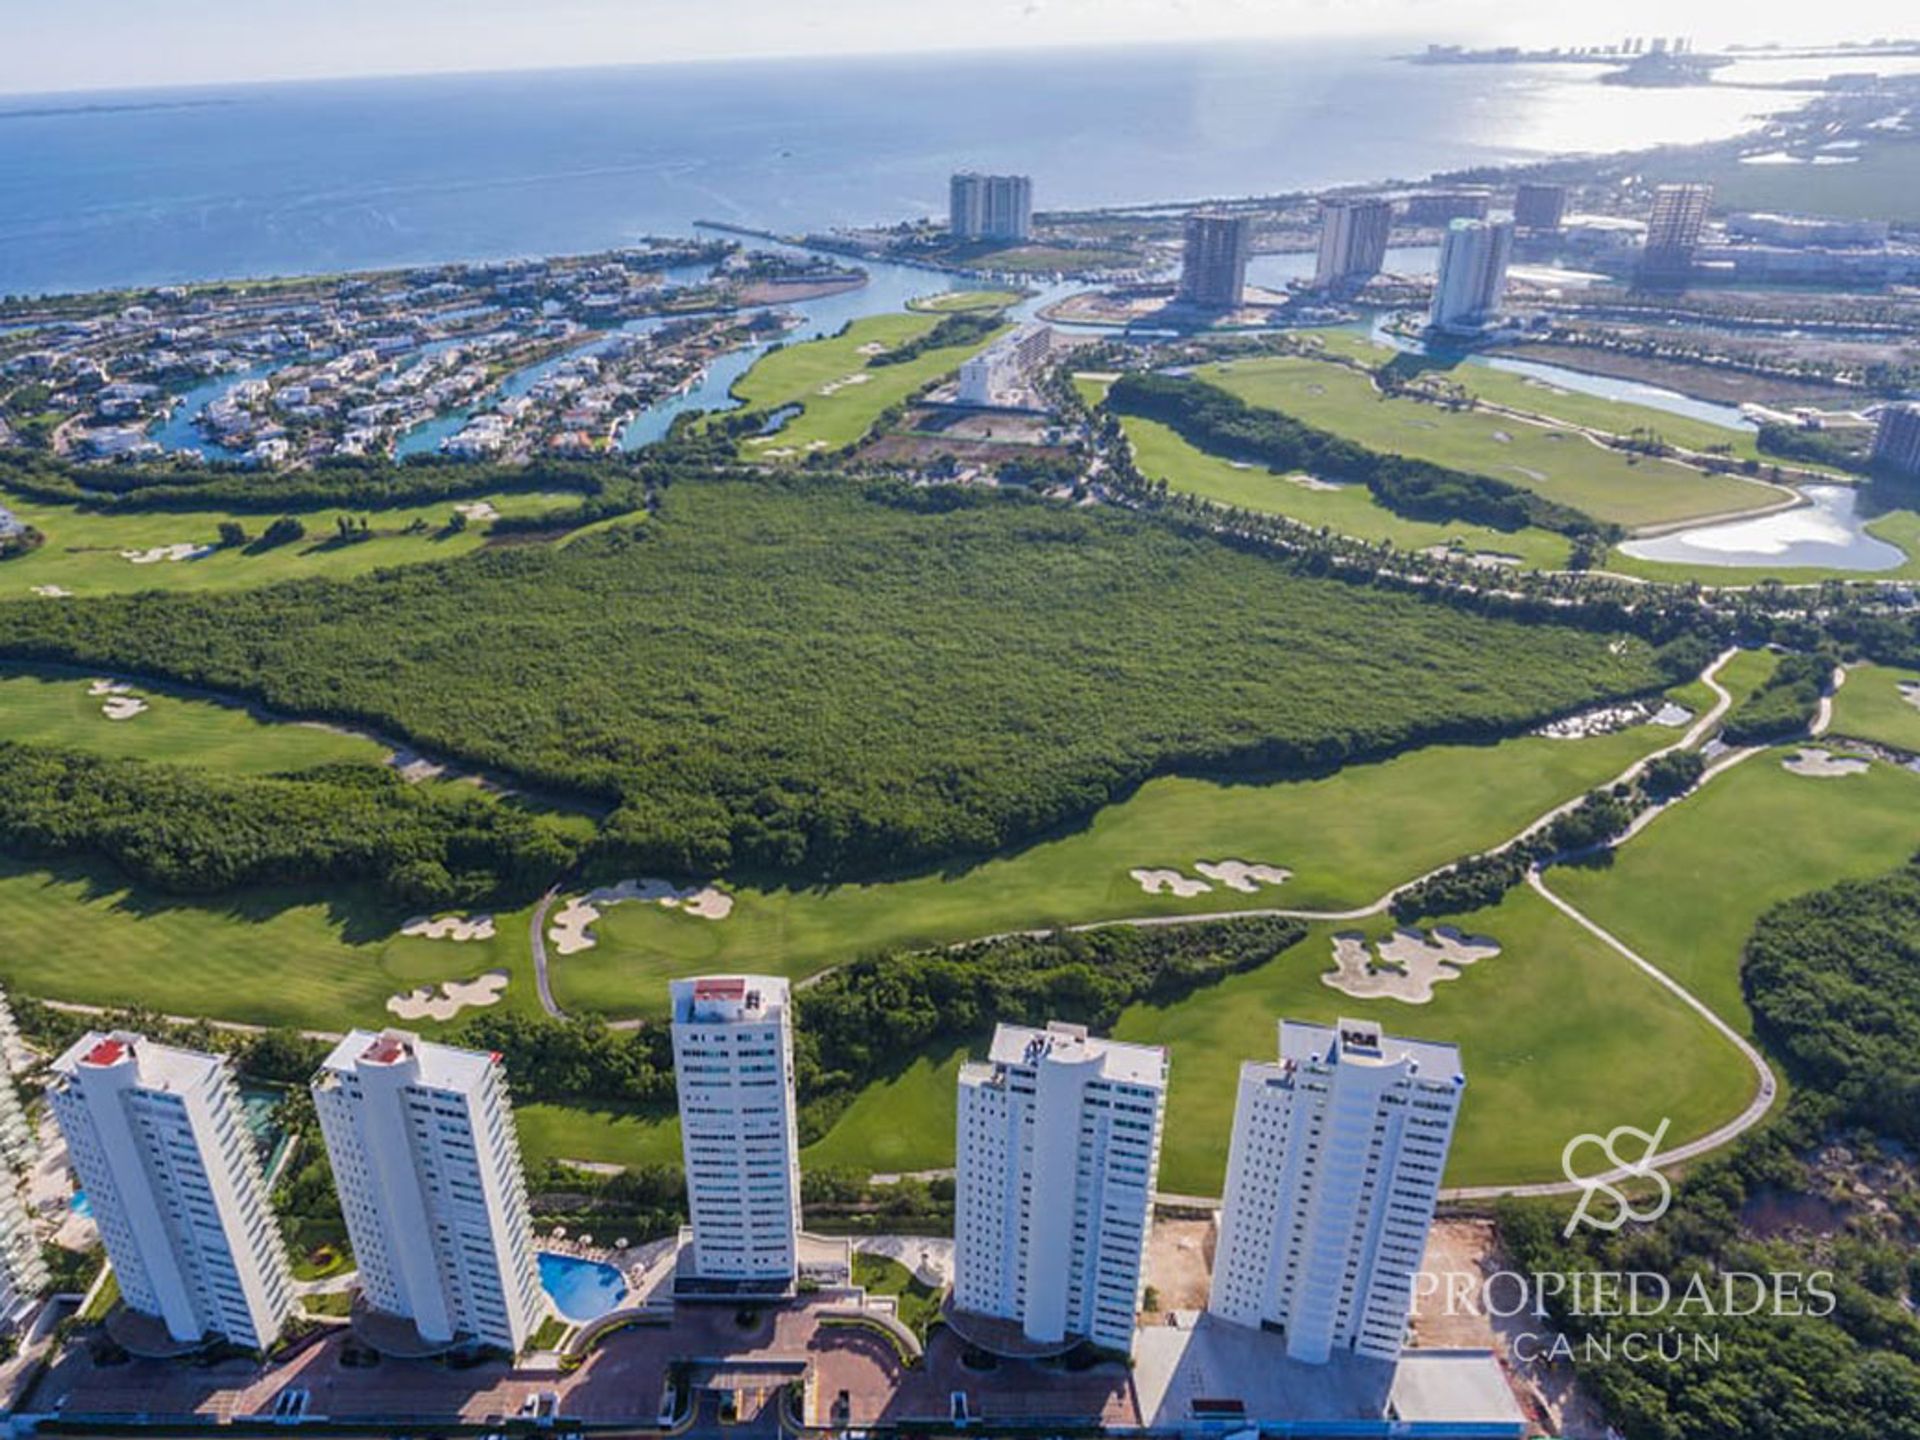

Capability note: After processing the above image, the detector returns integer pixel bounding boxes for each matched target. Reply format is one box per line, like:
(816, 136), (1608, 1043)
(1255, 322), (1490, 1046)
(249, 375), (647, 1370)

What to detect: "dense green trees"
(0, 745), (579, 905)
(1745, 862), (1920, 1143)
(1107, 371), (1602, 538)
(1722, 651), (1832, 745)
(0, 476), (1673, 882)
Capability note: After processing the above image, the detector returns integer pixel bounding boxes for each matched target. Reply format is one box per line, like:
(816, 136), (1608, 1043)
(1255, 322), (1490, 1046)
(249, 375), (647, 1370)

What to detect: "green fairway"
(732, 313), (1005, 457)
(801, 1046), (969, 1175)
(549, 724), (1676, 1017)
(1552, 751), (1920, 1034)
(0, 664), (387, 773)
(1113, 887), (1756, 1193)
(1119, 410), (1574, 569)
(0, 487), (581, 596)
(0, 855), (537, 1030)
(906, 290), (1023, 313)
(1828, 663), (1920, 752)
(1201, 353), (1782, 531)
(515, 1102), (682, 1173)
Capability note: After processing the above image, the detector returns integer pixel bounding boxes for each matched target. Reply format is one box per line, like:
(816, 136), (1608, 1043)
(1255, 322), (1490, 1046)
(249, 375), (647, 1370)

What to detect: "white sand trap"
(88, 679), (133, 696)
(1651, 702), (1694, 727)
(1323, 926), (1501, 1005)
(1130, 868), (1212, 898)
(1505, 465), (1549, 482)
(1898, 681), (1920, 712)
(101, 696), (149, 721)
(816, 372), (873, 396)
(454, 500), (500, 522)
(1193, 860), (1292, 894)
(30, 585), (73, 598)
(549, 878), (733, 954)
(386, 970), (509, 1022)
(401, 913), (497, 942)
(1286, 473), (1344, 492)
(855, 342), (890, 357)
(119, 543), (214, 564)
(1782, 747), (1870, 779)
(1491, 430), (1513, 443)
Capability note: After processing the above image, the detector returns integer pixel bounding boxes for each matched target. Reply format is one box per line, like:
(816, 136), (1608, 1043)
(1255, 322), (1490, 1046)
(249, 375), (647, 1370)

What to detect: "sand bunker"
(454, 500), (500, 522)
(1129, 868), (1212, 898)
(548, 878), (734, 955)
(401, 913), (496, 942)
(387, 970), (509, 1022)
(855, 342), (890, 357)
(1782, 747), (1870, 779)
(29, 585), (72, 598)
(119, 543), (214, 564)
(1898, 681), (1920, 712)
(87, 679), (148, 720)
(1651, 702), (1694, 727)
(816, 372), (872, 396)
(1323, 926), (1501, 1004)
(1192, 860), (1292, 894)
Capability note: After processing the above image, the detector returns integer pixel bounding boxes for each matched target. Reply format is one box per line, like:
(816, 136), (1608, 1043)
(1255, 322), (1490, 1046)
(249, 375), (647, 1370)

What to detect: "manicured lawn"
(550, 724), (1677, 1018)
(1114, 886), (1757, 1193)
(907, 290), (1023, 313)
(1201, 353), (1781, 531)
(515, 1102), (682, 1172)
(0, 664), (388, 773)
(0, 855), (537, 1030)
(0, 487), (581, 596)
(733, 313), (1005, 457)
(1553, 751), (1920, 1034)
(1120, 410), (1574, 570)
(801, 1047), (968, 1175)
(852, 1253), (944, 1338)
(1828, 662), (1920, 752)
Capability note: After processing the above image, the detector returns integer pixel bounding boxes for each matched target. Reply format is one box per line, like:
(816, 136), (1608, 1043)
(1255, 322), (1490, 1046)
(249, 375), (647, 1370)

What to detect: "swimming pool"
(537, 1252), (628, 1322)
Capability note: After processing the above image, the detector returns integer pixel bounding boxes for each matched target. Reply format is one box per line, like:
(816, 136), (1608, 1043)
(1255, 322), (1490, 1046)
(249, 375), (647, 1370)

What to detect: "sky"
(2, 0), (1916, 96)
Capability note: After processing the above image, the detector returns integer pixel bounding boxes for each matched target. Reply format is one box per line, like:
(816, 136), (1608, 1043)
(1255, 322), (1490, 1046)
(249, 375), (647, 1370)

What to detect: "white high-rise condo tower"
(1209, 1018), (1463, 1364)
(1428, 218), (1513, 335)
(47, 1032), (294, 1349)
(1314, 198), (1394, 291)
(950, 172), (1034, 242)
(0, 987), (47, 1329)
(954, 1021), (1167, 1356)
(311, 1029), (544, 1353)
(671, 976), (802, 1289)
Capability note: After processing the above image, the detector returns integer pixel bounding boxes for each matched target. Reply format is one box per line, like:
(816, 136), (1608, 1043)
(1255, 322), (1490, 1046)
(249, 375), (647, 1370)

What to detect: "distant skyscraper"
(312, 1029), (544, 1353)
(0, 989), (47, 1329)
(1313, 198), (1394, 291)
(1429, 218), (1514, 334)
(950, 173), (1034, 243)
(1210, 1018), (1464, 1365)
(1873, 402), (1920, 478)
(1513, 182), (1569, 233)
(48, 1032), (294, 1349)
(671, 976), (802, 1289)
(1643, 183), (1713, 279)
(1178, 211), (1251, 308)
(954, 1021), (1167, 1356)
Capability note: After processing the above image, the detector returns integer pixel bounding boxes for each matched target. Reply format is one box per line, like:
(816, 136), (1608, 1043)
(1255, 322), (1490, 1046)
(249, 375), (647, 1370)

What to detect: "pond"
(1618, 484), (1908, 572)
(538, 1252), (629, 1321)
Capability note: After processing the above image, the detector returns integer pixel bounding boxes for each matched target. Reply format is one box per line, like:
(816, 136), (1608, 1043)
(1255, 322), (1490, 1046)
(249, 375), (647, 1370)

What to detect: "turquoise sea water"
(0, 41), (1803, 296)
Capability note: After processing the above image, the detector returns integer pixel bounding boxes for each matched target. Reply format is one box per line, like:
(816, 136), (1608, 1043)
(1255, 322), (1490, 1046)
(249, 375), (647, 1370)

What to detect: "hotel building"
(1428, 218), (1513, 335)
(1313, 198), (1394, 291)
(956, 323), (1054, 407)
(1209, 1018), (1463, 1365)
(950, 172), (1034, 243)
(47, 1032), (294, 1349)
(954, 1021), (1167, 1355)
(1872, 402), (1920, 479)
(1178, 211), (1251, 308)
(0, 988), (47, 1328)
(311, 1029), (544, 1353)
(1512, 182), (1569, 234)
(670, 976), (802, 1289)
(1643, 182), (1713, 279)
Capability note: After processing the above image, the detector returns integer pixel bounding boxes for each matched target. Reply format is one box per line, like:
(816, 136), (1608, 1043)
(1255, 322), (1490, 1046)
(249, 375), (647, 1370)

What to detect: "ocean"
(0, 40), (1808, 297)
